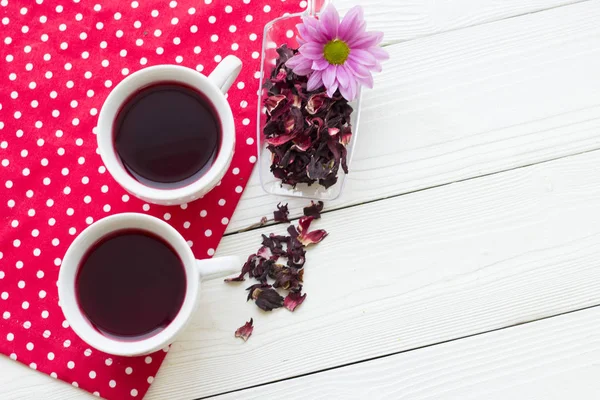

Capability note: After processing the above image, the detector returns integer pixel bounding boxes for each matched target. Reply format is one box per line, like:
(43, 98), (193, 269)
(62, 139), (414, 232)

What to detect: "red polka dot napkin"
(0, 0), (304, 398)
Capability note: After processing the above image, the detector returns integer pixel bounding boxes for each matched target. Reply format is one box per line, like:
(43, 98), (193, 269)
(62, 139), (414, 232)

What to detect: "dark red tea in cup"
(76, 229), (186, 340)
(113, 82), (221, 189)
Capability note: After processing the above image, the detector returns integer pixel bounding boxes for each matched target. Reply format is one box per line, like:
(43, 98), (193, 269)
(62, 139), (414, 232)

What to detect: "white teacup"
(58, 213), (240, 356)
(97, 57), (242, 205)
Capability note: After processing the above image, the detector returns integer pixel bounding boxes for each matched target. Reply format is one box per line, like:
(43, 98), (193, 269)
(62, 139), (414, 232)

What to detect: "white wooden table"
(4, 0), (600, 398)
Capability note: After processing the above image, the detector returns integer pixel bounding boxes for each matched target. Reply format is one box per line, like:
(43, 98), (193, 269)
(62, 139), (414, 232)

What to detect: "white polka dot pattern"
(0, 0), (303, 398)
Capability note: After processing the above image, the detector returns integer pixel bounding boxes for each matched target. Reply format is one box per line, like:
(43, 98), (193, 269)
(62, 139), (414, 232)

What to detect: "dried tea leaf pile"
(263, 45), (353, 189)
(230, 202), (326, 340)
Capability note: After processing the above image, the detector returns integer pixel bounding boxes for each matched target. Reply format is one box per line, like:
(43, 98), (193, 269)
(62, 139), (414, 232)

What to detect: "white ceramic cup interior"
(97, 57), (242, 205)
(58, 213), (240, 356)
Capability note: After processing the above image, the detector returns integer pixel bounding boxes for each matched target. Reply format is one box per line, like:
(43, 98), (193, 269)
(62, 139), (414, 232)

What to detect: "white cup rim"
(97, 64), (236, 205)
(58, 213), (200, 356)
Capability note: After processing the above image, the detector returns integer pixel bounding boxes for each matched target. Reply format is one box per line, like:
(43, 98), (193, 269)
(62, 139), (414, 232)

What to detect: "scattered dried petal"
(297, 215), (314, 234)
(284, 292), (307, 311)
(273, 202), (290, 223)
(297, 216), (328, 246)
(246, 283), (270, 301)
(257, 245), (274, 260)
(226, 201), (330, 334)
(299, 229), (328, 246)
(303, 201), (324, 219)
(273, 266), (304, 290)
(254, 287), (284, 311)
(225, 254), (257, 282)
(235, 318), (254, 341)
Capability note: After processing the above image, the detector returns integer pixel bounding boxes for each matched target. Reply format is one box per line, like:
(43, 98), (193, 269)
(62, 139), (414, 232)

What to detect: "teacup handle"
(208, 55), (243, 94)
(196, 255), (241, 281)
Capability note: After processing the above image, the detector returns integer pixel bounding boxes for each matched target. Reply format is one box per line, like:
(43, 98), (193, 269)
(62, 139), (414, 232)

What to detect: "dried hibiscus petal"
(273, 266), (304, 291)
(224, 254), (258, 282)
(300, 229), (328, 246)
(297, 216), (328, 246)
(306, 93), (330, 115)
(284, 292), (307, 312)
(246, 283), (270, 301)
(340, 126), (352, 146)
(303, 201), (324, 219)
(257, 245), (275, 260)
(253, 286), (284, 311)
(226, 201), (330, 335)
(235, 319), (254, 341)
(264, 94), (287, 114)
(250, 258), (275, 283)
(273, 202), (290, 223)
(263, 44), (353, 189)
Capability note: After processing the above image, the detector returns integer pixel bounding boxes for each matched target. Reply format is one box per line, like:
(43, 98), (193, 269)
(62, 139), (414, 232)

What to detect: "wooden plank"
(226, 0), (600, 233)
(2, 2), (598, 399)
(336, 0), (583, 45)
(5, 140), (600, 398)
(214, 306), (600, 400)
(143, 148), (600, 398)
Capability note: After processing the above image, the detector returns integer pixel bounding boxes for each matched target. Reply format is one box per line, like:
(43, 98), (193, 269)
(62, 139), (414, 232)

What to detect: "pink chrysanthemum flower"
(285, 4), (388, 101)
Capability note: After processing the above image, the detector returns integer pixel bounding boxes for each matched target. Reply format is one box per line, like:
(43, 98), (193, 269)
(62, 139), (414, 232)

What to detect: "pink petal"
(302, 16), (320, 31)
(319, 3), (340, 40)
(326, 80), (339, 98)
(312, 58), (330, 71)
(345, 59), (371, 78)
(338, 6), (364, 41)
(348, 49), (377, 66)
(356, 72), (374, 89)
(336, 64), (351, 88)
(296, 23), (309, 42)
(322, 65), (337, 88)
(339, 80), (352, 100)
(285, 54), (305, 69)
(349, 78), (358, 101)
(306, 70), (324, 91)
(303, 16), (328, 43)
(299, 42), (325, 60)
(372, 60), (383, 73)
(293, 65), (313, 76)
(292, 57), (314, 76)
(368, 45), (390, 61)
(348, 31), (384, 49)
(339, 77), (358, 101)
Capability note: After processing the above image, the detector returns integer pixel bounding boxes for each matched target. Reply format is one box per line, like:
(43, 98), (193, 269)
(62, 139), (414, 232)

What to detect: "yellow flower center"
(323, 40), (350, 65)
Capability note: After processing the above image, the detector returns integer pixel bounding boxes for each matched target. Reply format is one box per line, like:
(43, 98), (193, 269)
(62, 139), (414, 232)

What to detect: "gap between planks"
(201, 303), (600, 399)
(145, 146), (600, 398)
(223, 145), (600, 238)
(226, 0), (600, 234)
